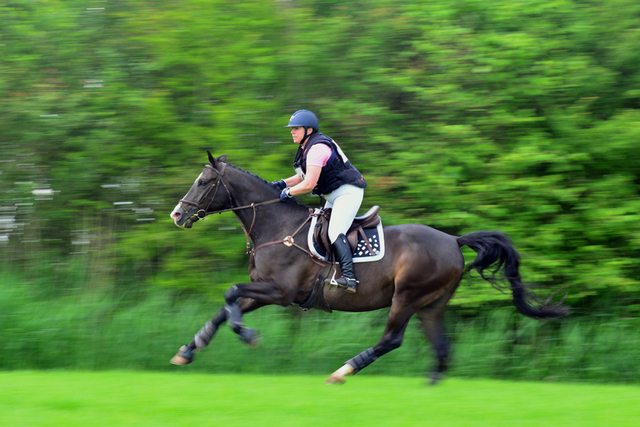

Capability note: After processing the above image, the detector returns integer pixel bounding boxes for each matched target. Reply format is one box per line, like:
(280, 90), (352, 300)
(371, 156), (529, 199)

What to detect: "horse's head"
(170, 151), (229, 229)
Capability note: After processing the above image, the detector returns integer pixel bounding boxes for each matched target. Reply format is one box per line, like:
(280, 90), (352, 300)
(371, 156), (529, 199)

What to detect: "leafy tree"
(1, 0), (639, 313)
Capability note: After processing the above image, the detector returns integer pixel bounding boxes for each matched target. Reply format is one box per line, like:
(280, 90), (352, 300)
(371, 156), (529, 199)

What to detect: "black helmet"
(284, 110), (319, 131)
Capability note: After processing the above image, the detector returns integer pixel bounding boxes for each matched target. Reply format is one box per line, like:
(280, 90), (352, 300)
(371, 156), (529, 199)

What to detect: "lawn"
(2, 371), (639, 426)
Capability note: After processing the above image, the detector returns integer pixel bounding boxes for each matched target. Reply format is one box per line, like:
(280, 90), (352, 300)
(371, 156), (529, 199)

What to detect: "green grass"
(1, 371), (639, 426)
(3, 268), (640, 383)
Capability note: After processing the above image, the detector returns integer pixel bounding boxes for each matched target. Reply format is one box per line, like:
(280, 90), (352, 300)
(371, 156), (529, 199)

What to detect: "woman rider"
(272, 110), (367, 293)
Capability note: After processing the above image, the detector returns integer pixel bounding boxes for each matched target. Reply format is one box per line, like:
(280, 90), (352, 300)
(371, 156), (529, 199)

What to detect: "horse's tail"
(457, 231), (569, 319)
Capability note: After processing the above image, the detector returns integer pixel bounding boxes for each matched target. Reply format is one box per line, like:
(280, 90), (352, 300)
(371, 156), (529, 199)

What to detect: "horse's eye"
(198, 180), (207, 187)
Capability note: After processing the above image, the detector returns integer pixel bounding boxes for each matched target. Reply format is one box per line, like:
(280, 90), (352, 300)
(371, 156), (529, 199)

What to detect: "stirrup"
(324, 270), (340, 289)
(325, 269), (352, 289)
(324, 270), (358, 293)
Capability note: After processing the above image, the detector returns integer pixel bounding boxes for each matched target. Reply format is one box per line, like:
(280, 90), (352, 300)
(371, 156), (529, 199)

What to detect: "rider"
(272, 110), (367, 293)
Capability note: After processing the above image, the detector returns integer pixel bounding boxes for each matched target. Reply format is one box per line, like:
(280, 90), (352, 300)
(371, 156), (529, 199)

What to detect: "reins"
(252, 211), (330, 266)
(179, 162), (330, 265)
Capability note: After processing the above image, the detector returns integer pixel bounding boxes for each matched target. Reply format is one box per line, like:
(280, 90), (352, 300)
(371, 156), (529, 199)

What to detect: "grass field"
(2, 371), (639, 426)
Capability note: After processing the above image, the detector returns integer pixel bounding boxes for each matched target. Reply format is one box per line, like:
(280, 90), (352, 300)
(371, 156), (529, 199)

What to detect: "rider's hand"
(280, 187), (293, 202)
(271, 180), (287, 191)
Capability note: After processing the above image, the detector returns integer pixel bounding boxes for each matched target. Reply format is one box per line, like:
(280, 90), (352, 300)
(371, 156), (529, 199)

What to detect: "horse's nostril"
(171, 211), (181, 220)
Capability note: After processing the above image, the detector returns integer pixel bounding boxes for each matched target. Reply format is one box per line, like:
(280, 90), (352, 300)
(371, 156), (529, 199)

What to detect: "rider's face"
(291, 126), (311, 145)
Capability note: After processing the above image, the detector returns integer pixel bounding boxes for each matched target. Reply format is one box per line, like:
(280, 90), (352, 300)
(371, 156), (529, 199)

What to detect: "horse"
(169, 152), (568, 384)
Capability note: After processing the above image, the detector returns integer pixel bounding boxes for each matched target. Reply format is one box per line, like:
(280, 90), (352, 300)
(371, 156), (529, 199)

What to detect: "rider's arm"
(288, 143), (331, 196)
(289, 165), (321, 196)
(283, 175), (303, 187)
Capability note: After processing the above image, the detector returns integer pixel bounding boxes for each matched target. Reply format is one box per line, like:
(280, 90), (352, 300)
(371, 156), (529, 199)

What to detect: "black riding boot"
(325, 233), (358, 293)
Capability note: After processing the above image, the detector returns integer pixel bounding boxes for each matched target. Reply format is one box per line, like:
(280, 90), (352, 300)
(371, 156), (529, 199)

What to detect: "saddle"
(313, 205), (381, 257)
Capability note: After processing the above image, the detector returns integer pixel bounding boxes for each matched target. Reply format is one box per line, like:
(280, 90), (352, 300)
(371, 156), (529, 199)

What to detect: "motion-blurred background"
(1, 0), (639, 381)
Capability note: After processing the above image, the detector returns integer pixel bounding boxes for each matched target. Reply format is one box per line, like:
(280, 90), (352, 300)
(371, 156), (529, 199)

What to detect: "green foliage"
(1, 0), (640, 315)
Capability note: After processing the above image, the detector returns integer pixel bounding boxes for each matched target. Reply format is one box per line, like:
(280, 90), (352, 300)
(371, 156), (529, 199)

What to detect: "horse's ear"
(207, 151), (227, 169)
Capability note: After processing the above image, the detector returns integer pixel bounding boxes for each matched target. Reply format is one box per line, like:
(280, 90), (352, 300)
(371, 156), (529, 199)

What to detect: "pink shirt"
(306, 143), (332, 168)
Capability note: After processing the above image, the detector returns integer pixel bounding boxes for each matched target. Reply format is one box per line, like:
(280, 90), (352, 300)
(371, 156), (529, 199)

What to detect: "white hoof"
(325, 364), (354, 384)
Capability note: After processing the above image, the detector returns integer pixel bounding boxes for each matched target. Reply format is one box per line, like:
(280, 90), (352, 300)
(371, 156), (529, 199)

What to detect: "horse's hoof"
(248, 334), (263, 348)
(325, 364), (353, 384)
(324, 374), (345, 385)
(170, 345), (194, 365)
(239, 328), (262, 347)
(429, 372), (446, 385)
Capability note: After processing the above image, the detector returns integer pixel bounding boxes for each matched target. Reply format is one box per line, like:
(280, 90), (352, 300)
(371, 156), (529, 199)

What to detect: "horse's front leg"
(224, 297), (262, 347)
(171, 281), (292, 365)
(170, 296), (263, 365)
(223, 282), (295, 344)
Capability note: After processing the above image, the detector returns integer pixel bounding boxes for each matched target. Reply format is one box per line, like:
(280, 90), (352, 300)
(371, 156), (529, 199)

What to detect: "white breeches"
(323, 184), (364, 244)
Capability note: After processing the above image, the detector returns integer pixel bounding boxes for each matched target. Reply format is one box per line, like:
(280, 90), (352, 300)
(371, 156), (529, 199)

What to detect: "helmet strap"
(300, 127), (316, 146)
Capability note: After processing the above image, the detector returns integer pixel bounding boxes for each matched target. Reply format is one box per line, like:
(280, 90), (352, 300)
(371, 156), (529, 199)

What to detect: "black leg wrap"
(224, 302), (258, 345)
(224, 285), (242, 304)
(238, 327), (259, 345)
(193, 308), (228, 350)
(225, 303), (243, 333)
(193, 320), (219, 350)
(346, 347), (378, 374)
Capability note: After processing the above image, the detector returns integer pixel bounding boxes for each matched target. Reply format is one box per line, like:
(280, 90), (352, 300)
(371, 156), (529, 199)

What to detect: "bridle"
(179, 163), (230, 220)
(180, 162), (282, 217)
(177, 162), (330, 266)
(178, 162), (283, 253)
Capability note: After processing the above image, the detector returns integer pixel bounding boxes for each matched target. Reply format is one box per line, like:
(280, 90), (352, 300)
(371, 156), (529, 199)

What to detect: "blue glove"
(280, 187), (292, 202)
(271, 180), (287, 191)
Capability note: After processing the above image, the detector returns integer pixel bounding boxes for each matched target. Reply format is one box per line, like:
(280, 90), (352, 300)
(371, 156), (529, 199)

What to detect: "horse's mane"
(225, 162), (312, 209)
(226, 163), (273, 187)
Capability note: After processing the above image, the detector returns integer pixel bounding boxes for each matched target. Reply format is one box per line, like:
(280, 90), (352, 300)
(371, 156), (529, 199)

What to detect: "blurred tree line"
(1, 0), (640, 316)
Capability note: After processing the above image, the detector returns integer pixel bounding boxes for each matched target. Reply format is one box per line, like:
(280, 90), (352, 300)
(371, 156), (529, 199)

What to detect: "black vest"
(293, 132), (367, 196)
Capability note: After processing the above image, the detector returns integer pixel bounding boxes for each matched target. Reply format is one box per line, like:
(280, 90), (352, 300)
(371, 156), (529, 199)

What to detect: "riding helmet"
(284, 110), (319, 131)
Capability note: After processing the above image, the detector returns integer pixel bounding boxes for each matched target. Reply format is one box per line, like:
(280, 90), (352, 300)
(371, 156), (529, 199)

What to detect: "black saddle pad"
(309, 211), (385, 263)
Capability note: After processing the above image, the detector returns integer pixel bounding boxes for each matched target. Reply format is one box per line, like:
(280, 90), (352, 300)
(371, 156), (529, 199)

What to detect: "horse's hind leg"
(415, 277), (460, 384)
(416, 305), (450, 385)
(326, 299), (415, 384)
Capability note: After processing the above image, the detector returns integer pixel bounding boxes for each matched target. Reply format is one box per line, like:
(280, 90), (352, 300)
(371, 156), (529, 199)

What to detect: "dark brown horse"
(169, 152), (568, 384)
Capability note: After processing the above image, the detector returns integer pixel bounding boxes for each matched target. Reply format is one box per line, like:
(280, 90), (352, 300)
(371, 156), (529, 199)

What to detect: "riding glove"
(271, 180), (287, 191)
(280, 187), (293, 202)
